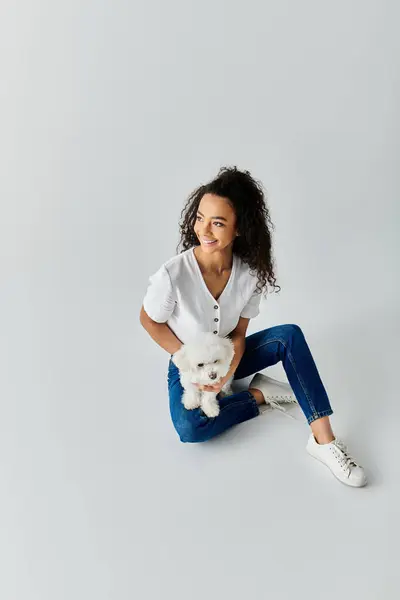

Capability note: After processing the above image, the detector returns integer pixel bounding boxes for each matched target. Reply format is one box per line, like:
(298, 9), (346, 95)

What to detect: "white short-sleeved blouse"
(142, 247), (263, 344)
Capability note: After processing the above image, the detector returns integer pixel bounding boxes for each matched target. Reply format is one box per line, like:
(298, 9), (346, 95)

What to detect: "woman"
(140, 166), (367, 487)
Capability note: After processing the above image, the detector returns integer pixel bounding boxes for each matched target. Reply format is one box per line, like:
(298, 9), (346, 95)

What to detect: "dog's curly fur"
(172, 332), (235, 417)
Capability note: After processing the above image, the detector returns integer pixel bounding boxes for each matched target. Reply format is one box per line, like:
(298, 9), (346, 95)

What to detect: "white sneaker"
(306, 434), (367, 487)
(249, 372), (298, 419)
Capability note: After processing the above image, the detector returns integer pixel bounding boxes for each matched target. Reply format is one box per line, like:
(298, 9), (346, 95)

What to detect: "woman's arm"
(224, 316), (250, 380)
(139, 306), (183, 355)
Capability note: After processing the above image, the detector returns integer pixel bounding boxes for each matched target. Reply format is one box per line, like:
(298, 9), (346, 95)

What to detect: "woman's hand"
(193, 375), (229, 394)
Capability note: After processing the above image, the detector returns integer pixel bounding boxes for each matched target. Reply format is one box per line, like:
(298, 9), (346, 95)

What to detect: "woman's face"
(194, 193), (238, 253)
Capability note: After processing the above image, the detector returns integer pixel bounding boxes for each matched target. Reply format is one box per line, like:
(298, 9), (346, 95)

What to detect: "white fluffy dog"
(172, 332), (235, 417)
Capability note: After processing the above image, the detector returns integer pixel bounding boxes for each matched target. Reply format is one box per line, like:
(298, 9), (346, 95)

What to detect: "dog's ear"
(171, 345), (191, 372)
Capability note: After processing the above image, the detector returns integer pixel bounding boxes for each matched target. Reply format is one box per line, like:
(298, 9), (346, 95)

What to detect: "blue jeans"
(168, 324), (333, 443)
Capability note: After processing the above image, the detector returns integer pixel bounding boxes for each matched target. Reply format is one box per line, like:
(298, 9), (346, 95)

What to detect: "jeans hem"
(246, 390), (260, 417)
(307, 409), (333, 425)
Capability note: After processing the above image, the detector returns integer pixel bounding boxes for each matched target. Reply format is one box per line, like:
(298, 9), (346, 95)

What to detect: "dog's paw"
(202, 402), (220, 418)
(182, 390), (201, 410)
(203, 404), (220, 418)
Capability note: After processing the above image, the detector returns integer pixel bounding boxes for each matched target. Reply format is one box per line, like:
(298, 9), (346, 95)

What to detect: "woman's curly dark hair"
(176, 166), (281, 297)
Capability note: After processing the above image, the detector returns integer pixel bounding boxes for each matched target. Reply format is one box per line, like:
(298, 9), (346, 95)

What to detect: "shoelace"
(262, 394), (298, 420)
(332, 438), (358, 472)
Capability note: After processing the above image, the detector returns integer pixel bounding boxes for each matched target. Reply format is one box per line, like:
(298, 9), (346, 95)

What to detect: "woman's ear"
(172, 345), (191, 372)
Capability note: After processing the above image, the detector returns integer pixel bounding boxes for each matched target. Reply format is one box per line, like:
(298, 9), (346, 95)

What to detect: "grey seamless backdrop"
(1, 1), (399, 599)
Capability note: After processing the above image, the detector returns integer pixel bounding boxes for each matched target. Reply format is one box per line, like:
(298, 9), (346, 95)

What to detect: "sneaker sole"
(306, 447), (367, 488)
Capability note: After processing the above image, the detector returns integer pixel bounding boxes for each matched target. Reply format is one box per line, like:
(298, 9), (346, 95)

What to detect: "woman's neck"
(193, 245), (234, 276)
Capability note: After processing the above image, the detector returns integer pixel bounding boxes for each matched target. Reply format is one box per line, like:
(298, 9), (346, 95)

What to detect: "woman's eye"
(214, 360), (219, 363)
(195, 216), (224, 227)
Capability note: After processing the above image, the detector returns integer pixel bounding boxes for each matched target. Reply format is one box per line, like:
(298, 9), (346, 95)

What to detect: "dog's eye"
(197, 363), (204, 368)
(214, 360), (219, 363)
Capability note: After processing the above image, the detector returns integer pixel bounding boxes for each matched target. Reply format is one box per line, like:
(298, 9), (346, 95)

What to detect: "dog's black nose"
(209, 372), (217, 380)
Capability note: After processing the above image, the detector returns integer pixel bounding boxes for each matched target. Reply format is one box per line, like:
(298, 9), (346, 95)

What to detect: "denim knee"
(285, 323), (303, 336)
(177, 420), (206, 443)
